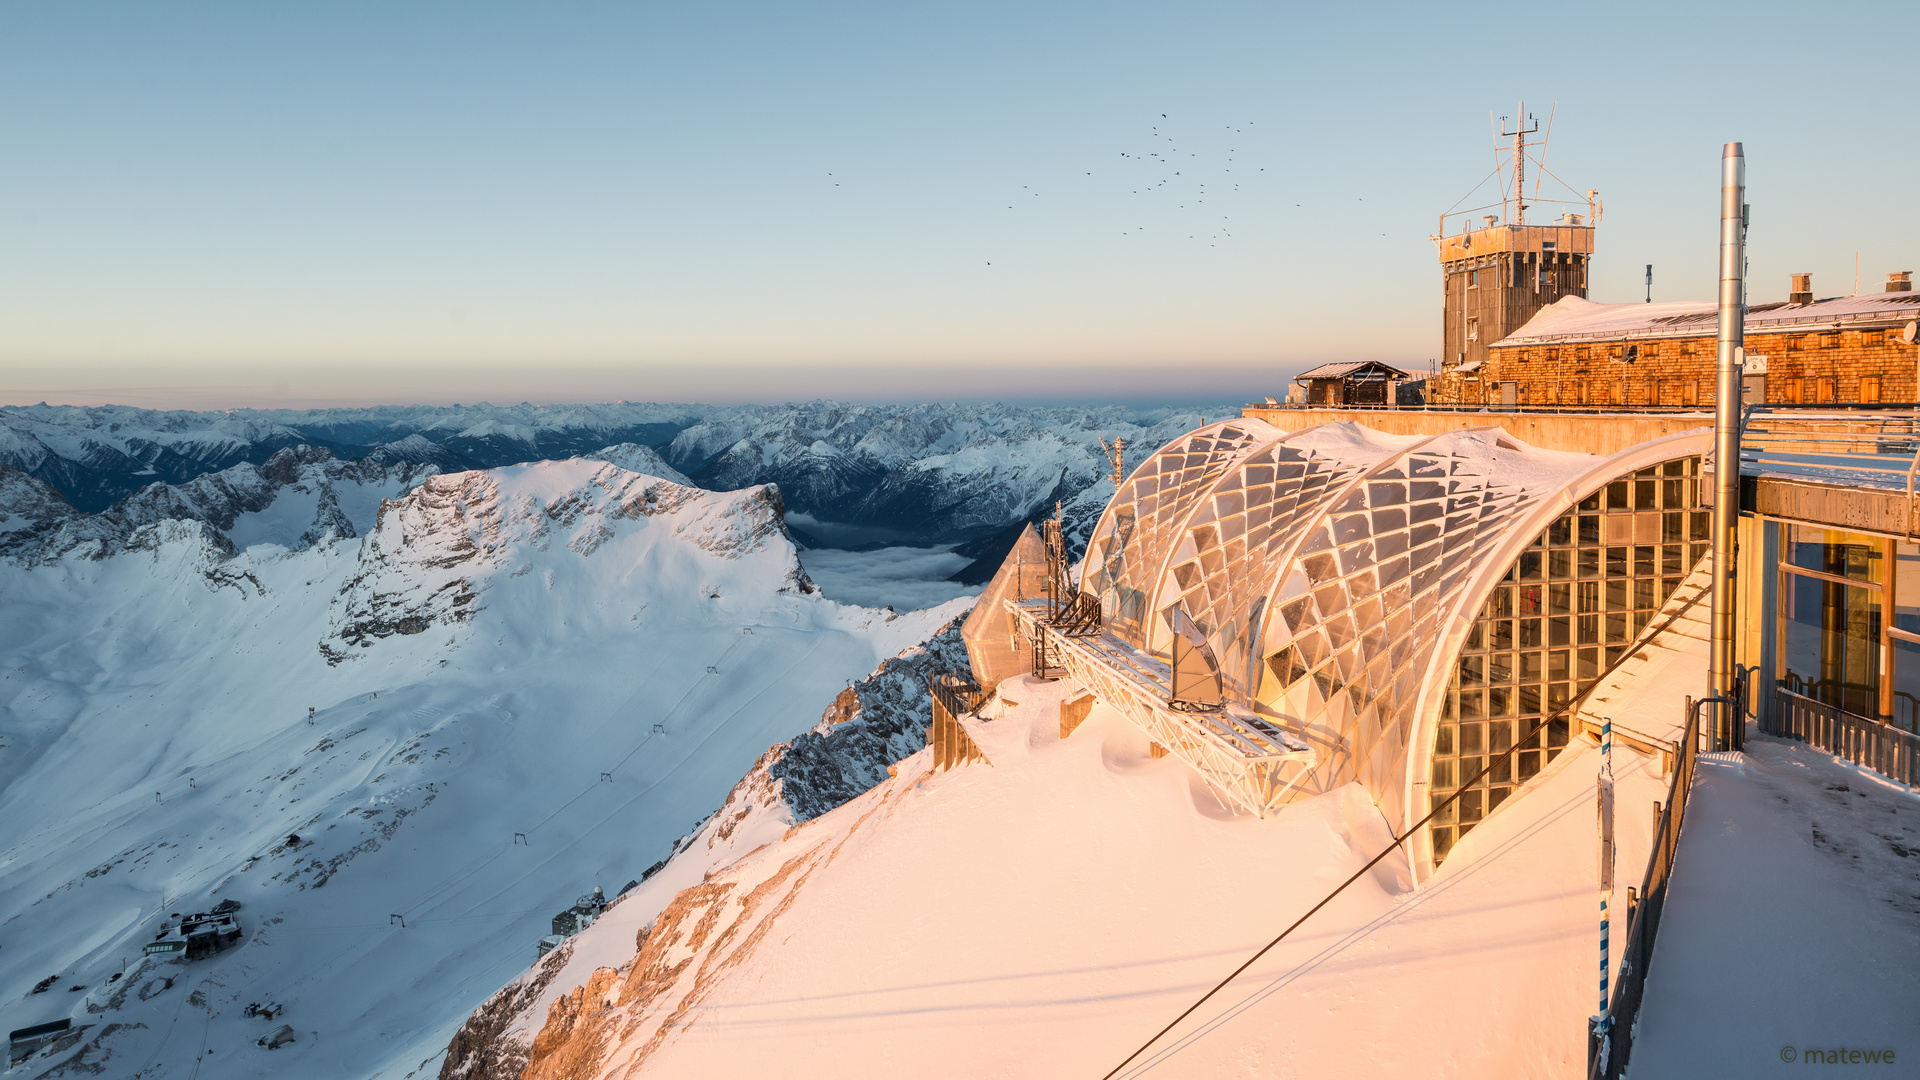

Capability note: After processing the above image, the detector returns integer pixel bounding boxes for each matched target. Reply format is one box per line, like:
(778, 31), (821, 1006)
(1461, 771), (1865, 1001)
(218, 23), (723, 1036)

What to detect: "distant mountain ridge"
(0, 402), (714, 512)
(2, 401), (1237, 564)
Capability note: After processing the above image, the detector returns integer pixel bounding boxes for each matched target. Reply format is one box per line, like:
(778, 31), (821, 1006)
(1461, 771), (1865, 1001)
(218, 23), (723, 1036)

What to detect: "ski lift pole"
(1590, 716), (1616, 1074)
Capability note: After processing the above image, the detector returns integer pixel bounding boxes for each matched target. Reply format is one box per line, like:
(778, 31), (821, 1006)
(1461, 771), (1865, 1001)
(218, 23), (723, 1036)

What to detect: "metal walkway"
(1006, 599), (1316, 816)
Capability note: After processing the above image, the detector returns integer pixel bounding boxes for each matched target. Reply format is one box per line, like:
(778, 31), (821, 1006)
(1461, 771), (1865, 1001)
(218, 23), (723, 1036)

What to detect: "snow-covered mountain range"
(0, 453), (970, 1080)
(1, 403), (1231, 566)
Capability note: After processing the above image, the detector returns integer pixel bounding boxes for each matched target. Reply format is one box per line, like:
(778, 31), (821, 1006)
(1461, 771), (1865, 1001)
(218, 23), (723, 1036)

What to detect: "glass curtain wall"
(1779, 525), (1920, 734)
(1428, 456), (1708, 862)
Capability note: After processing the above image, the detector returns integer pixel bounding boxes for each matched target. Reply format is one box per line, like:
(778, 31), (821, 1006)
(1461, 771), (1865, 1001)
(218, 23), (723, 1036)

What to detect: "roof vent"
(1889, 271), (1913, 293)
(1789, 273), (1813, 306)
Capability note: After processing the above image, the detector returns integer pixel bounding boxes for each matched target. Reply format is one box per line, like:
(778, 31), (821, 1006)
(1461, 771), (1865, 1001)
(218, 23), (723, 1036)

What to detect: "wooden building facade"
(1430, 274), (1920, 408)
(1438, 220), (1595, 376)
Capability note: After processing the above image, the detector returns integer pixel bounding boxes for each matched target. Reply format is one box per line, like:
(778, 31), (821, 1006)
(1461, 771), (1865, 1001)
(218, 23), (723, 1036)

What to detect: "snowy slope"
(447, 675), (1670, 1080)
(0, 458), (965, 1080)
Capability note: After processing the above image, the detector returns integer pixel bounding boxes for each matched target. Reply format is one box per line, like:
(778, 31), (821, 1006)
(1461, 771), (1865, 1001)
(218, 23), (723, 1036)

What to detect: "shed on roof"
(1290, 361), (1411, 406)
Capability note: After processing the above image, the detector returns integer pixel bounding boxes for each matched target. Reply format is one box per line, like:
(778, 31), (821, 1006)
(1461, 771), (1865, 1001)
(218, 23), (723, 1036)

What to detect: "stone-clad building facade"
(1432, 273), (1919, 408)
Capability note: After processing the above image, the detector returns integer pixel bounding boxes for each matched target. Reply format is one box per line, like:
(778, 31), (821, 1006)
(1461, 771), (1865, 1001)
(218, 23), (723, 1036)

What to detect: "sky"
(2, 1), (1914, 409)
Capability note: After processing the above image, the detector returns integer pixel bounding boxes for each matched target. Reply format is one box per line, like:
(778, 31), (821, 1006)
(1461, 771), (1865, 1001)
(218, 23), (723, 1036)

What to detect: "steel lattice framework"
(1067, 416), (1713, 861)
(1006, 598), (1316, 816)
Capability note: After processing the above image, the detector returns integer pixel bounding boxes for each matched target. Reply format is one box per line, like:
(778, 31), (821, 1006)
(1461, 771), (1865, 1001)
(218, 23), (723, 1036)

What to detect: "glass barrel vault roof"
(1078, 417), (1712, 855)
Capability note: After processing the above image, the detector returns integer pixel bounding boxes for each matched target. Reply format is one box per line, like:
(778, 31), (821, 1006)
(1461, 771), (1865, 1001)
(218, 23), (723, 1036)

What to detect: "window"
(1430, 456), (1706, 862)
(1860, 376), (1882, 403)
(1468, 318), (1480, 342)
(1683, 379), (1699, 407)
(1863, 331), (1886, 348)
(1785, 377), (1804, 403)
(1468, 269), (1480, 289)
(1820, 333), (1841, 350)
(1817, 377), (1837, 403)
(1781, 526), (1885, 720)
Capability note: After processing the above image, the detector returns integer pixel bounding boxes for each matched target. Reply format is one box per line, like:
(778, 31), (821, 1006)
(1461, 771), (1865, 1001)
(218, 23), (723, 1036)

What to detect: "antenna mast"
(1501, 103), (1540, 226)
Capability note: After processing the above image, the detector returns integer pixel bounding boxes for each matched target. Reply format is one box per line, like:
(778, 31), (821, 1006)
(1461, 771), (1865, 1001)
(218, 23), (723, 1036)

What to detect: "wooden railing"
(1765, 685), (1920, 787)
(1589, 697), (1708, 1080)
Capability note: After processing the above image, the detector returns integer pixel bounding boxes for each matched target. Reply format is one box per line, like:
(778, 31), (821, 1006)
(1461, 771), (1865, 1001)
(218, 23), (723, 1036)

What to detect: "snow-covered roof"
(1292, 360), (1412, 381)
(1078, 417), (1713, 834)
(1497, 292), (1920, 346)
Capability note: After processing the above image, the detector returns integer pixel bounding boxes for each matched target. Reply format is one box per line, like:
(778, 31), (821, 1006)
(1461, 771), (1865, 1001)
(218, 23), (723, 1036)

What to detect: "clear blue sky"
(2, 1), (1913, 409)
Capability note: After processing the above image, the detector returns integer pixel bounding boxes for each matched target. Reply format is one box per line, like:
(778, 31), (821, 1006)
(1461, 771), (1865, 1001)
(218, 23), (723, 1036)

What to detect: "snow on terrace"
(495, 673), (1673, 1079)
(1628, 739), (1920, 1078)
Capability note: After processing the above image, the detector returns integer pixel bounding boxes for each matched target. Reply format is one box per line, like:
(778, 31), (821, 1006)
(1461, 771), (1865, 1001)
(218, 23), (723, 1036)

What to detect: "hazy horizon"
(4, 1), (1914, 410)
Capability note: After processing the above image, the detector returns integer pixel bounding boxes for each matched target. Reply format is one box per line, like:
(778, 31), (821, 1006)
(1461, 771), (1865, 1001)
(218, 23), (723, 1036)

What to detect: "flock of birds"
(823, 113), (1384, 265)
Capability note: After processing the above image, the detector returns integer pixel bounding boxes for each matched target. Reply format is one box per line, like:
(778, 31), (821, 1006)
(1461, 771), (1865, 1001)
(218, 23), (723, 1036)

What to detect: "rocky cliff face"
(770, 616), (969, 820)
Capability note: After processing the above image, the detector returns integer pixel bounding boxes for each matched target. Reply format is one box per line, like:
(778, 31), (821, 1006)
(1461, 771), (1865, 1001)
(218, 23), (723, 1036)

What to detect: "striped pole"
(1593, 716), (1617, 1069)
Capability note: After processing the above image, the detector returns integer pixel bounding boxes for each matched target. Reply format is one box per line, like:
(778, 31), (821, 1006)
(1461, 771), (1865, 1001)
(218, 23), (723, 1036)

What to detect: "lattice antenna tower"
(1098, 437), (1126, 489)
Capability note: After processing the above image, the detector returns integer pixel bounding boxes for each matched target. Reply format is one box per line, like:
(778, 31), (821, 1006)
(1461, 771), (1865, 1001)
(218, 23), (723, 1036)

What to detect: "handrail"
(1589, 696), (1707, 1079)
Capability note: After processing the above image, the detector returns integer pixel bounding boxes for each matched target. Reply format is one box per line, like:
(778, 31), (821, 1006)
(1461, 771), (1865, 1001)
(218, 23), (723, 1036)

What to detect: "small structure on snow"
(145, 909), (243, 960)
(1290, 361), (1410, 406)
(9, 1020), (72, 1066)
(257, 1024), (296, 1050)
(537, 886), (607, 958)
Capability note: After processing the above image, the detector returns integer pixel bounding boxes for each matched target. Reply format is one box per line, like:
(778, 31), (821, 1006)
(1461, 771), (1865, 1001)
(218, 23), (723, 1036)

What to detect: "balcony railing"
(1764, 685), (1920, 787)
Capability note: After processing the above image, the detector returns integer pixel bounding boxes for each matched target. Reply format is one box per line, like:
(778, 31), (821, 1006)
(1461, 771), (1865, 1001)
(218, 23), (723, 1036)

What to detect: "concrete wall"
(1237, 406), (1711, 457)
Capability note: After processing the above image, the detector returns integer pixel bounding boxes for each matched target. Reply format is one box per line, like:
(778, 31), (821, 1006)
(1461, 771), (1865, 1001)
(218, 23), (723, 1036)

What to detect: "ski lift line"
(440, 634), (837, 926)
(391, 627), (799, 927)
(387, 632), (759, 919)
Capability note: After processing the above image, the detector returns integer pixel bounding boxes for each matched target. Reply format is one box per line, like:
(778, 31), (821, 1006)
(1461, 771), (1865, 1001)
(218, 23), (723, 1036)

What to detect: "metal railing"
(1764, 685), (1920, 787)
(1589, 695), (1711, 1080)
(929, 672), (985, 721)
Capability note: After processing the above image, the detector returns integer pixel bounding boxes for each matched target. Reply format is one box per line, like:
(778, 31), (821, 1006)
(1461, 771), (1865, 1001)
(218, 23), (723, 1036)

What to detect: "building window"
(1468, 269), (1480, 289)
(1429, 456), (1707, 863)
(1820, 333), (1841, 349)
(1468, 319), (1479, 342)
(1785, 377), (1804, 403)
(1683, 379), (1699, 407)
(1817, 377), (1837, 403)
(1863, 331), (1886, 348)
(1782, 526), (1883, 720)
(1786, 335), (1803, 352)
(1861, 376), (1882, 403)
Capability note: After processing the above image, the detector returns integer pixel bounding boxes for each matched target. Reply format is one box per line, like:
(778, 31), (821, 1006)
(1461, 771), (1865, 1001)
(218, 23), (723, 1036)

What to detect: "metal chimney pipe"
(1710, 143), (1746, 718)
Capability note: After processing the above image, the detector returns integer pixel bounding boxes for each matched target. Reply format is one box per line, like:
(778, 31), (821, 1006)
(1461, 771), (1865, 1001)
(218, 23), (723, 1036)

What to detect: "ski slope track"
(0, 457), (966, 1080)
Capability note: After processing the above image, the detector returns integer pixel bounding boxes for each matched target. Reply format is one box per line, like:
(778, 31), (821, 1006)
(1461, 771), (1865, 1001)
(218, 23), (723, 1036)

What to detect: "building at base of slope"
(1430, 273), (1919, 410)
(963, 415), (1717, 876)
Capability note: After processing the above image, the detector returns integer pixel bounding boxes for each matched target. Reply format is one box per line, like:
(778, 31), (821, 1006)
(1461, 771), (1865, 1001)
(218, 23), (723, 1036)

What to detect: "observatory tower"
(1435, 105), (1599, 376)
